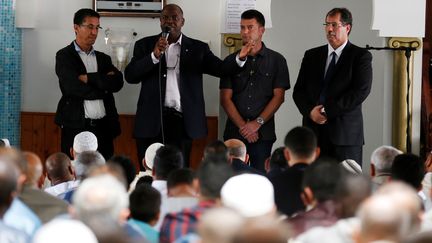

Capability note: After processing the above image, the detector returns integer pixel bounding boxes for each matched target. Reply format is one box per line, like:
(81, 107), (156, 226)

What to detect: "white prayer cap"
(73, 131), (98, 153)
(341, 159), (362, 175)
(144, 143), (164, 170)
(33, 219), (98, 243)
(0, 138), (10, 147)
(221, 174), (275, 217)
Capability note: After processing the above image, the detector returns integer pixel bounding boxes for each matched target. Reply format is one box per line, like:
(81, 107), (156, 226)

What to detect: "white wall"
(20, 0), (424, 170)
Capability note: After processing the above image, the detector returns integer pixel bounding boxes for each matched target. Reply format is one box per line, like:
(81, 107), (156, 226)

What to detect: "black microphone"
(160, 26), (171, 56)
(161, 26), (171, 39)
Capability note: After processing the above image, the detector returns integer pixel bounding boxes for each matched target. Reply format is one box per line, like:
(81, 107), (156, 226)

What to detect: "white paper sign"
(222, 0), (272, 34)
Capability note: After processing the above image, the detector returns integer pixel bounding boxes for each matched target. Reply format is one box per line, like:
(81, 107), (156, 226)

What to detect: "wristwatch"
(256, 116), (265, 125)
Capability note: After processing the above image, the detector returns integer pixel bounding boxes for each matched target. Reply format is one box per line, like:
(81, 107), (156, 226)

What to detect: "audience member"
(44, 152), (78, 197)
(203, 140), (229, 162)
(108, 155), (137, 190)
(370, 145), (402, 189)
(0, 148), (42, 237)
(288, 159), (344, 236)
(151, 145), (183, 229)
(72, 174), (144, 242)
(18, 152), (68, 223)
(128, 184), (161, 243)
(374, 182), (422, 237)
(33, 219), (98, 243)
(129, 142), (163, 192)
(391, 153), (428, 209)
(295, 174), (372, 243)
(224, 139), (262, 174)
(0, 155), (30, 243)
(197, 207), (245, 243)
(136, 175), (154, 187)
(159, 159), (234, 242)
(232, 216), (291, 243)
(61, 150), (106, 203)
(71, 131), (98, 159)
(354, 185), (419, 243)
(270, 126), (319, 217)
(221, 173), (275, 217)
(265, 147), (288, 178)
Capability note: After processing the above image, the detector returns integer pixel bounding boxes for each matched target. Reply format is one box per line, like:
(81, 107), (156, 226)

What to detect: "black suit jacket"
(293, 42), (372, 145)
(124, 34), (239, 139)
(54, 42), (123, 137)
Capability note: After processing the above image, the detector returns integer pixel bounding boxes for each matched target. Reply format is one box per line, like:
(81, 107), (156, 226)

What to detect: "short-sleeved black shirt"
(220, 43), (290, 141)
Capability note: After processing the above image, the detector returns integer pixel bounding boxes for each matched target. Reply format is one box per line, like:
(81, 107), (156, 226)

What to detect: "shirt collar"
(327, 40), (348, 58)
(252, 42), (267, 58)
(74, 41), (95, 55)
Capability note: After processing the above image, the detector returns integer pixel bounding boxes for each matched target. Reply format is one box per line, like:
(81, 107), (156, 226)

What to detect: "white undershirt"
(74, 41), (106, 119)
(151, 35), (183, 112)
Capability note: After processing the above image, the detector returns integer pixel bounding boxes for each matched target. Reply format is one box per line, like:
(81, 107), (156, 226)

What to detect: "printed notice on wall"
(222, 0), (273, 33)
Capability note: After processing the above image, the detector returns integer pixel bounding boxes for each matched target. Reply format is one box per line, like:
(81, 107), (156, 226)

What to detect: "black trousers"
(61, 117), (114, 161)
(246, 140), (274, 174)
(317, 125), (363, 166)
(136, 108), (192, 171)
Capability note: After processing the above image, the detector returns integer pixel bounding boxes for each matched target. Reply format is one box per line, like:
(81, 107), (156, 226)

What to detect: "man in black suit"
(55, 8), (123, 160)
(125, 4), (244, 169)
(293, 8), (372, 166)
(270, 126), (319, 217)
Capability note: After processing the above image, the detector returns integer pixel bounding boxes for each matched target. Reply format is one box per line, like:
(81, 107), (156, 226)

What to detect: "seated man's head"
(391, 153), (425, 191)
(301, 159), (344, 207)
(153, 145), (183, 180)
(197, 159), (234, 201)
(224, 139), (248, 163)
(284, 126), (319, 165)
(203, 140), (229, 163)
(72, 175), (129, 225)
(143, 143), (164, 171)
(370, 145), (402, 177)
(71, 131), (98, 159)
(45, 152), (75, 186)
(22, 151), (45, 188)
(129, 184), (161, 226)
(355, 182), (422, 243)
(265, 147), (288, 173)
(74, 151), (106, 180)
(167, 168), (198, 197)
(108, 155), (137, 190)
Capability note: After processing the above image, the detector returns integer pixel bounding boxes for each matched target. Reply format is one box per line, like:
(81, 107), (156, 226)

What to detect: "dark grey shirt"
(220, 43), (290, 141)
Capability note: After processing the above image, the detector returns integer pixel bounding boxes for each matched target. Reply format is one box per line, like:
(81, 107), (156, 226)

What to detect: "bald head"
(46, 152), (74, 185)
(23, 151), (43, 187)
(224, 139), (247, 161)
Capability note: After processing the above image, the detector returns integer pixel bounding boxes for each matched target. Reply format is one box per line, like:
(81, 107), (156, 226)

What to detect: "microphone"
(162, 26), (171, 39)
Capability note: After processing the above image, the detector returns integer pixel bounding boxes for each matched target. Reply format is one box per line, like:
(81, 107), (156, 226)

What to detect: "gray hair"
(370, 145), (402, 174)
(74, 151), (105, 179)
(73, 175), (128, 223)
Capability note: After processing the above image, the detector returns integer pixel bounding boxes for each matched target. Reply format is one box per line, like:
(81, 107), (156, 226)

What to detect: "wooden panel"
(20, 112), (217, 171)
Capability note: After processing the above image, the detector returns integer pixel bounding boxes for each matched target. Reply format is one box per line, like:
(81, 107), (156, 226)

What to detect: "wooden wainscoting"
(20, 112), (217, 171)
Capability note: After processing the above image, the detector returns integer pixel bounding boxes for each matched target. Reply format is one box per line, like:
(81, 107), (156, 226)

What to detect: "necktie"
(319, 52), (336, 104)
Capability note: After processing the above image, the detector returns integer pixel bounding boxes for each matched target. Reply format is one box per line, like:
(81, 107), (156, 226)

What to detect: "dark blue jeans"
(246, 140), (274, 173)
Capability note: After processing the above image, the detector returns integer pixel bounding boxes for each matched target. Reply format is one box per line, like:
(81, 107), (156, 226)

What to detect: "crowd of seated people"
(2, 127), (432, 243)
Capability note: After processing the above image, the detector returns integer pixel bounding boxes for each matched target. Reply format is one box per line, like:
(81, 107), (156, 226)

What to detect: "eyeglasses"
(80, 24), (103, 31)
(323, 22), (346, 28)
(161, 15), (182, 22)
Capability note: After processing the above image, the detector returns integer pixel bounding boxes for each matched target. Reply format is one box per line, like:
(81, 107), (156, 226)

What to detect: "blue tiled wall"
(0, 0), (22, 146)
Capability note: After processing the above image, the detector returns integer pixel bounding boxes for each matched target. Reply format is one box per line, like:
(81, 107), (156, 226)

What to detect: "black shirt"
(220, 43), (290, 141)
